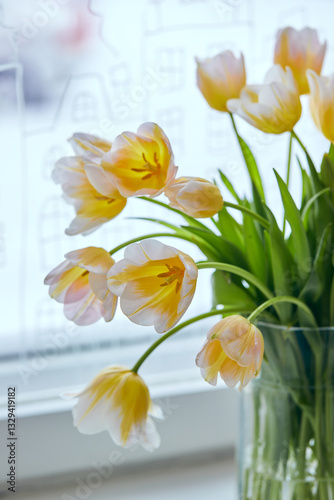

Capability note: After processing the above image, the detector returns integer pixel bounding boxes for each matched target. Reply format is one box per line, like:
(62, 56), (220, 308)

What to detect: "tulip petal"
(48, 266), (84, 303)
(102, 123), (177, 198)
(65, 247), (114, 274)
(220, 357), (255, 390)
(84, 161), (121, 198)
(89, 272), (117, 322)
(196, 338), (226, 386)
(64, 290), (103, 325)
(274, 27), (326, 94)
(227, 66), (301, 133)
(44, 260), (72, 285)
(52, 156), (86, 185)
(69, 133), (112, 158)
(196, 50), (246, 112)
(108, 240), (197, 333)
(73, 393), (111, 435)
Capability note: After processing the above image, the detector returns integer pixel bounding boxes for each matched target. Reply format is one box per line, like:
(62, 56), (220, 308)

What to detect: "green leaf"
(299, 224), (333, 303)
(128, 216), (179, 232)
(138, 197), (209, 230)
(305, 150), (324, 192)
(243, 212), (267, 282)
(302, 188), (331, 227)
(130, 217), (220, 261)
(328, 143), (334, 162)
(321, 153), (334, 193)
(211, 270), (257, 310)
(251, 182), (269, 222)
(182, 225), (248, 268)
(237, 135), (266, 201)
(217, 205), (244, 249)
(218, 170), (241, 203)
(297, 156), (314, 210)
(265, 209), (294, 323)
(274, 170), (311, 279)
(263, 231), (274, 290)
(330, 275), (334, 325)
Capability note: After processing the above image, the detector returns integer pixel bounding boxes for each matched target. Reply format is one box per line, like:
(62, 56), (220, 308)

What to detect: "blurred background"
(0, 0), (333, 498)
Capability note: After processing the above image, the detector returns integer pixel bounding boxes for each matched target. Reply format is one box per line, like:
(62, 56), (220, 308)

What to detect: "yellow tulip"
(196, 50), (246, 112)
(69, 132), (112, 158)
(53, 156), (126, 235)
(44, 247), (117, 325)
(274, 27), (326, 95)
(196, 315), (264, 390)
(72, 366), (162, 450)
(227, 65), (301, 134)
(102, 122), (177, 198)
(107, 239), (198, 333)
(164, 177), (223, 218)
(307, 70), (334, 143)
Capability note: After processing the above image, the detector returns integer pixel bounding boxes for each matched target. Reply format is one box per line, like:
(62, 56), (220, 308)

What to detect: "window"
(72, 92), (98, 122)
(157, 47), (185, 91)
(0, 0), (332, 493)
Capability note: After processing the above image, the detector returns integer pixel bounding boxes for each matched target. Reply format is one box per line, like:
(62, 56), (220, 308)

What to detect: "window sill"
(10, 453), (237, 500)
(0, 371), (238, 488)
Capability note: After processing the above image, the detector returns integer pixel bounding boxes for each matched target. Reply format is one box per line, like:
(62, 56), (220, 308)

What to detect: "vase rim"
(256, 320), (334, 332)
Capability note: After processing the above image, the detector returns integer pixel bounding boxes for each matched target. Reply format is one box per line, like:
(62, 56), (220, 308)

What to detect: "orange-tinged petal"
(164, 177), (223, 218)
(196, 338), (226, 386)
(274, 27), (326, 94)
(213, 316), (264, 368)
(220, 357), (255, 390)
(196, 50), (246, 112)
(196, 316), (264, 390)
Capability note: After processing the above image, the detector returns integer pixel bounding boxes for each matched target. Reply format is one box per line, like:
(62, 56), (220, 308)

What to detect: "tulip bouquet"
(45, 27), (334, 499)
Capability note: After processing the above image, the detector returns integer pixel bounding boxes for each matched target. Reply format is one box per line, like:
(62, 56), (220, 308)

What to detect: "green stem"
(283, 133), (293, 236)
(247, 295), (317, 326)
(314, 350), (329, 500)
(196, 261), (274, 302)
(291, 129), (316, 173)
(229, 113), (265, 202)
(298, 412), (309, 478)
(302, 187), (331, 223)
(291, 129), (307, 154)
(109, 232), (192, 256)
(138, 196), (208, 230)
(286, 132), (293, 189)
(223, 201), (270, 229)
(131, 309), (224, 373)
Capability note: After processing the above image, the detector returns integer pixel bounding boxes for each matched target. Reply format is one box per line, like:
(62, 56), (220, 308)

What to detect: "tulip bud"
(227, 65), (301, 134)
(196, 50), (246, 112)
(307, 70), (334, 143)
(164, 177), (223, 218)
(196, 315), (264, 390)
(274, 27), (326, 94)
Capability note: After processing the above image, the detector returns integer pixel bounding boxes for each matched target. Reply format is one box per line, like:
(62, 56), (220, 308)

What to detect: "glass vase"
(238, 323), (334, 500)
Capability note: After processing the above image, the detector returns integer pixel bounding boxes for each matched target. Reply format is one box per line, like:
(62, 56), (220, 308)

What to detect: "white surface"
(14, 458), (237, 500)
(0, 386), (238, 486)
